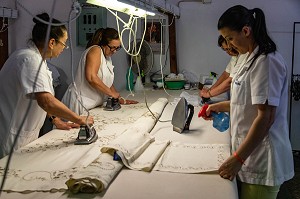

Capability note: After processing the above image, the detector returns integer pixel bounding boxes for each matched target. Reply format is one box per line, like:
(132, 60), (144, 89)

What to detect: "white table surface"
(0, 88), (238, 199)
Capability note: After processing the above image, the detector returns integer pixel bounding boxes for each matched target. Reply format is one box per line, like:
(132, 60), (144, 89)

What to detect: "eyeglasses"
(221, 47), (231, 51)
(56, 40), (69, 49)
(107, 44), (121, 52)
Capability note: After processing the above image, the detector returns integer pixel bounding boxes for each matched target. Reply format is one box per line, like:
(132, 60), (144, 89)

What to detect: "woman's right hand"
(206, 103), (222, 116)
(111, 91), (120, 99)
(78, 116), (94, 126)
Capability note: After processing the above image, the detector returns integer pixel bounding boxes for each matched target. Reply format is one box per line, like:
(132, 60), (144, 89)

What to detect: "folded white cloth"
(101, 98), (169, 171)
(65, 153), (123, 193)
(179, 91), (201, 107)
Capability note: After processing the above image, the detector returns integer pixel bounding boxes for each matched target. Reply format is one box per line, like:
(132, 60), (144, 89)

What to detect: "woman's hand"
(110, 91), (120, 99)
(53, 118), (80, 130)
(78, 116), (94, 126)
(119, 97), (138, 105)
(218, 155), (242, 181)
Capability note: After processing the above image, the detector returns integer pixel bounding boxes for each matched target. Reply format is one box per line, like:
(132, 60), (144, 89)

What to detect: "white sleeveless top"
(62, 45), (114, 115)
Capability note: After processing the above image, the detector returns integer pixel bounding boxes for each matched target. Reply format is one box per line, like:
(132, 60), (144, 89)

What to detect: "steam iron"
(171, 97), (194, 133)
(74, 125), (98, 145)
(104, 97), (121, 111)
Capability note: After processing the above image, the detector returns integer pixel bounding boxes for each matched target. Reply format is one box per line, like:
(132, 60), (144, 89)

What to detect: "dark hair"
(32, 13), (67, 48)
(218, 35), (226, 47)
(86, 28), (119, 49)
(217, 5), (276, 58)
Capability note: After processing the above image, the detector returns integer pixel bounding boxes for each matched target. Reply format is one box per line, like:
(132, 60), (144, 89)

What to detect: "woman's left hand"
(119, 98), (138, 105)
(53, 118), (80, 130)
(218, 155), (242, 181)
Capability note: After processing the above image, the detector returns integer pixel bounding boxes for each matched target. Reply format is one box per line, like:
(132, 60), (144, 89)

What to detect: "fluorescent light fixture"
(86, 0), (156, 17)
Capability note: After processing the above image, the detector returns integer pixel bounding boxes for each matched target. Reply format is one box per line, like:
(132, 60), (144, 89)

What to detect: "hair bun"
(33, 13), (50, 24)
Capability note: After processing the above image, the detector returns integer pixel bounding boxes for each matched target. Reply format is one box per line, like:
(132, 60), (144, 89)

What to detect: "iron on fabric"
(104, 97), (121, 111)
(171, 97), (194, 133)
(74, 125), (98, 145)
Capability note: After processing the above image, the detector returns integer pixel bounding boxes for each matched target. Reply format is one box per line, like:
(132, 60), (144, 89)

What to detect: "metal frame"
(289, 22), (300, 150)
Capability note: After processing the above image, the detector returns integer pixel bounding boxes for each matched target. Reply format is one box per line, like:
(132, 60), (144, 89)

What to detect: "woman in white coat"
(200, 35), (241, 99)
(62, 28), (138, 115)
(0, 13), (94, 159)
(205, 5), (294, 199)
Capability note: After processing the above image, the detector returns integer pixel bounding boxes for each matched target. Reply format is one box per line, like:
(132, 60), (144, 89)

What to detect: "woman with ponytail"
(62, 28), (138, 115)
(205, 5), (294, 199)
(0, 13), (94, 158)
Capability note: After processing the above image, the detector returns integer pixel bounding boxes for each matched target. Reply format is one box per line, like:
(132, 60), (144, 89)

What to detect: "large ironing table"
(0, 89), (238, 199)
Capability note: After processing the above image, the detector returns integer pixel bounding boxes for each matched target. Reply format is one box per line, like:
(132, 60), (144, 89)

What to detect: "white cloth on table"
(101, 98), (169, 171)
(0, 101), (151, 193)
(65, 153), (123, 193)
(101, 98), (231, 173)
(153, 142), (230, 173)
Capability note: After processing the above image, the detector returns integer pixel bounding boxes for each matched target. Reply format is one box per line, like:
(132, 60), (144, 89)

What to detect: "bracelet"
(119, 96), (126, 104)
(233, 152), (245, 165)
(49, 115), (56, 123)
(208, 89), (213, 97)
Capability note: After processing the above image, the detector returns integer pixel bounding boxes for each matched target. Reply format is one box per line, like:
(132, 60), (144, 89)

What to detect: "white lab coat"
(225, 54), (248, 78)
(225, 56), (238, 76)
(0, 42), (54, 158)
(61, 45), (114, 115)
(230, 47), (294, 186)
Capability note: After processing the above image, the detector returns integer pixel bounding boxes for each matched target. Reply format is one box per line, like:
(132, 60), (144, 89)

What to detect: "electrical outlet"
(0, 7), (18, 19)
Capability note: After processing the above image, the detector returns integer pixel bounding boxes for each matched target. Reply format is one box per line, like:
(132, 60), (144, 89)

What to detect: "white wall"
(175, 0), (300, 79)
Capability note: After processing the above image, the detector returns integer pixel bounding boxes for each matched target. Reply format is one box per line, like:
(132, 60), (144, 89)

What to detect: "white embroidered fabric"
(0, 101), (152, 193)
(0, 96), (231, 194)
(101, 99), (230, 173)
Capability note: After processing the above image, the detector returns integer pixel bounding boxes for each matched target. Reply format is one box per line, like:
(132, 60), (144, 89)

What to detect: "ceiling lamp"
(86, 0), (156, 17)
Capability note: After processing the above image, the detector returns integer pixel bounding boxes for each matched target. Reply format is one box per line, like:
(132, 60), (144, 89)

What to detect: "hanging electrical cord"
(105, 8), (171, 123)
(67, 1), (94, 130)
(0, 0), (82, 194)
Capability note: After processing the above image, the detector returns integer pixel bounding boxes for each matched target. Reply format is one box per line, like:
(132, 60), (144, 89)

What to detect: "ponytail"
(218, 5), (276, 58)
(86, 28), (119, 49)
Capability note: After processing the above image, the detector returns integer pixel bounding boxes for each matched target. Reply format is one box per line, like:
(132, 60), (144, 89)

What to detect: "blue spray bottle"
(198, 103), (229, 132)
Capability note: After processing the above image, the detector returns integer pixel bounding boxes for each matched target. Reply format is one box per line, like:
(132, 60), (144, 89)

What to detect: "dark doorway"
(0, 17), (9, 70)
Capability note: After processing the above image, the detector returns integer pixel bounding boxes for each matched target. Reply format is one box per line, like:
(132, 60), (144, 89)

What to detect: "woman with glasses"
(200, 35), (246, 99)
(205, 5), (294, 199)
(0, 13), (94, 159)
(62, 28), (138, 115)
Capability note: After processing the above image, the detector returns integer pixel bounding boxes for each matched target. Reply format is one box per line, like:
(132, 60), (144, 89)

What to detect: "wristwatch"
(49, 115), (56, 123)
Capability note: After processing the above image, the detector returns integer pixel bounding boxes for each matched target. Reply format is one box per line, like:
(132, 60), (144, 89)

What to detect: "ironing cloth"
(100, 99), (230, 173)
(0, 94), (231, 194)
(0, 102), (150, 193)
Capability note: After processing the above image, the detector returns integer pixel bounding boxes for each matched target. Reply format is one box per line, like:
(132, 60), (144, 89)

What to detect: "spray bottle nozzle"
(198, 103), (209, 118)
